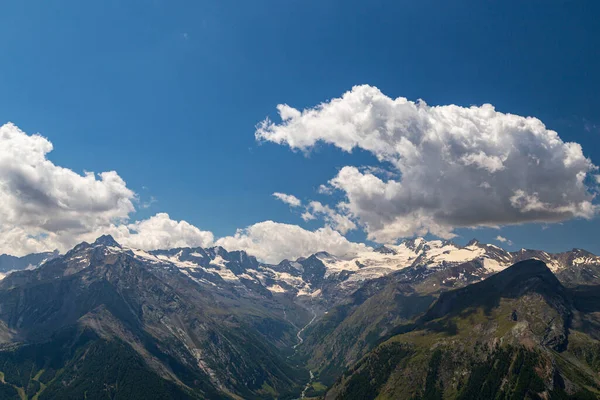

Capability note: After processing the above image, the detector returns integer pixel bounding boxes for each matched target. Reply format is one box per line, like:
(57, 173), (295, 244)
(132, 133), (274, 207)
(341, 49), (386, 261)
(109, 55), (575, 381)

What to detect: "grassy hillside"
(325, 261), (600, 399)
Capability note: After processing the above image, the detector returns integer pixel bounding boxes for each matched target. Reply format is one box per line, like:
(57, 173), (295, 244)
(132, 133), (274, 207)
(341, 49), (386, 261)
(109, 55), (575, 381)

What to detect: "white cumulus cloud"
(215, 221), (369, 264)
(0, 122), (214, 255)
(272, 192), (302, 207)
(306, 201), (356, 234)
(256, 85), (598, 242)
(102, 213), (214, 250)
(0, 122), (135, 254)
(495, 235), (513, 246)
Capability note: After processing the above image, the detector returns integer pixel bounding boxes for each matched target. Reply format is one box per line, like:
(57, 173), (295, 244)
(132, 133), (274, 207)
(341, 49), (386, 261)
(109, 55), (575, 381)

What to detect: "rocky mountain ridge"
(0, 235), (309, 399)
(325, 260), (600, 399)
(0, 236), (598, 398)
(2, 236), (599, 308)
(0, 250), (59, 276)
(107, 236), (600, 303)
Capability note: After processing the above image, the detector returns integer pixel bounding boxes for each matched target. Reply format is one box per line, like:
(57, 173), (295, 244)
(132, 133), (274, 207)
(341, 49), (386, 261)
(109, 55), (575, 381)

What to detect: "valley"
(0, 236), (598, 399)
(2, 3), (598, 398)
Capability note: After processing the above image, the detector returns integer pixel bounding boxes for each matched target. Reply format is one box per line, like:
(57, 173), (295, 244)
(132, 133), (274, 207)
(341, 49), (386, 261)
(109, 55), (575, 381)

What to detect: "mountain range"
(0, 236), (597, 399)
(0, 251), (59, 278)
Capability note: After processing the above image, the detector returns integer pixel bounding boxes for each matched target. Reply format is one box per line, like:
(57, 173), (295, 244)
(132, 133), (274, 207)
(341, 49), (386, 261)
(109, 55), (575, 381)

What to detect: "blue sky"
(1, 0), (599, 258)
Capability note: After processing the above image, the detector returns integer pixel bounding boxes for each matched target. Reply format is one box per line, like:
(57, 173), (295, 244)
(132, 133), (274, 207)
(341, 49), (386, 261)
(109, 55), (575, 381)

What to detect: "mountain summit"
(325, 260), (600, 399)
(92, 234), (121, 248)
(0, 239), (597, 398)
(0, 237), (307, 399)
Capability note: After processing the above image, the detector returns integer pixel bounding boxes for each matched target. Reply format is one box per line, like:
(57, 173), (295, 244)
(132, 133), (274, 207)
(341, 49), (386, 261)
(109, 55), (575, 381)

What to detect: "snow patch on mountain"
(267, 284), (286, 293)
(45, 235), (600, 305)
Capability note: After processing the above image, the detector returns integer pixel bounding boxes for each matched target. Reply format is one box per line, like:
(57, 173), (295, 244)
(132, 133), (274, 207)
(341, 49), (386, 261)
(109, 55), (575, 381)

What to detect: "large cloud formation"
(103, 213), (215, 251)
(215, 221), (369, 264)
(256, 85), (598, 242)
(1, 122), (364, 262)
(0, 123), (214, 255)
(302, 201), (356, 234)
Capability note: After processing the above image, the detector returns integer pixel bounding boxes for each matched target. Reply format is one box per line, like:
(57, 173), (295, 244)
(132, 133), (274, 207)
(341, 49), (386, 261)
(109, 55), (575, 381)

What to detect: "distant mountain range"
(0, 236), (598, 398)
(0, 250), (58, 275)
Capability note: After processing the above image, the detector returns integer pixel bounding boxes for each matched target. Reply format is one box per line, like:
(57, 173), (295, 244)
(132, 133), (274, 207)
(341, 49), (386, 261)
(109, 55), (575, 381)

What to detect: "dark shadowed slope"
(0, 236), (308, 399)
(326, 260), (600, 400)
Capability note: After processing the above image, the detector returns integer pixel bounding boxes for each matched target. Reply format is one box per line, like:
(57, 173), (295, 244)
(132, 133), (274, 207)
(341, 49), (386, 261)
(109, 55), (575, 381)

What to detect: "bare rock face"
(0, 236), (307, 399)
(0, 236), (599, 399)
(0, 250), (59, 273)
